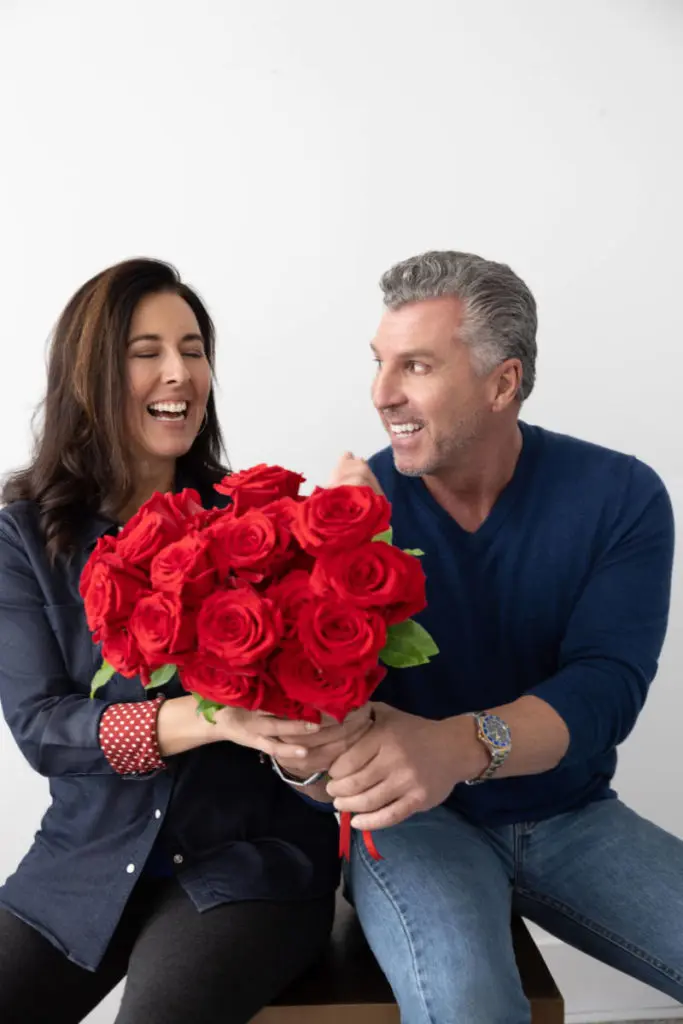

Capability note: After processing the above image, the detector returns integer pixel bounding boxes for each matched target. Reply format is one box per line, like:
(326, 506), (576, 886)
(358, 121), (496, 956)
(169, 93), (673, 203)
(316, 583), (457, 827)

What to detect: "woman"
(0, 259), (362, 1024)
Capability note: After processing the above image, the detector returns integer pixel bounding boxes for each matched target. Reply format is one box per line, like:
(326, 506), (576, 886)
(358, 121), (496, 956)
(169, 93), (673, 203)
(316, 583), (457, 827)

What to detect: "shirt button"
(173, 853), (184, 865)
(126, 863), (135, 874)
(154, 809), (161, 819)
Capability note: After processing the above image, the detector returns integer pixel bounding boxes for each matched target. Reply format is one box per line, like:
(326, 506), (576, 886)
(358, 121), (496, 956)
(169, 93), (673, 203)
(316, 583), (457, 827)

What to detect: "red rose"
(259, 677), (320, 723)
(171, 488), (206, 520)
(81, 558), (148, 638)
(291, 486), (391, 553)
(80, 534), (117, 599)
(297, 596), (387, 672)
(150, 533), (216, 605)
(194, 506), (229, 531)
(214, 464), (306, 515)
(179, 656), (267, 711)
(129, 592), (197, 670)
(197, 585), (282, 668)
(100, 628), (145, 679)
(311, 541), (426, 625)
(207, 508), (290, 582)
(261, 498), (308, 576)
(265, 570), (315, 643)
(121, 489), (203, 537)
(116, 512), (181, 571)
(261, 496), (301, 524)
(270, 647), (386, 722)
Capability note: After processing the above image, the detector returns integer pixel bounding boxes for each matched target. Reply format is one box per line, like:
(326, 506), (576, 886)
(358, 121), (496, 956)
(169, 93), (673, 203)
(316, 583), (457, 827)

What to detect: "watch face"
(481, 714), (510, 749)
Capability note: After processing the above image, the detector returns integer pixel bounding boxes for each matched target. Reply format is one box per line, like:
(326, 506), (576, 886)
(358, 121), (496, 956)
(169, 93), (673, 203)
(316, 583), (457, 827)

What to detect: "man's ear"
(492, 359), (522, 410)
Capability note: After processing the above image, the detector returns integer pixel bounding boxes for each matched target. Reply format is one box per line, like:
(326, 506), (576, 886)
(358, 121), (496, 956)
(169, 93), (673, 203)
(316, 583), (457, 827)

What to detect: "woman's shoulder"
(0, 501), (48, 595)
(0, 498), (42, 544)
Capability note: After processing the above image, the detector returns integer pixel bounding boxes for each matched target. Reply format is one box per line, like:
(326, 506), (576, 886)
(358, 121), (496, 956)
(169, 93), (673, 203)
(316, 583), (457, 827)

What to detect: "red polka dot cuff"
(99, 696), (167, 775)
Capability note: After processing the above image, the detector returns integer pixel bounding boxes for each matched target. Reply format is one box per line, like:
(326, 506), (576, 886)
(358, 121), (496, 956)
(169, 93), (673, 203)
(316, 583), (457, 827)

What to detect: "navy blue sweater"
(369, 422), (675, 825)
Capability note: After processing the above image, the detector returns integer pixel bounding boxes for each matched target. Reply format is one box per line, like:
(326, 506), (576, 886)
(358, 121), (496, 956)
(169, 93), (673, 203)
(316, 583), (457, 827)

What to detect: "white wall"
(1, 1), (682, 1020)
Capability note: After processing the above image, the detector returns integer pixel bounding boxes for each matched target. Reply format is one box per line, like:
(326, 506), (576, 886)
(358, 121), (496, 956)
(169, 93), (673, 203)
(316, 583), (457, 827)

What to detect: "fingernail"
(304, 722), (320, 732)
(295, 748), (307, 757)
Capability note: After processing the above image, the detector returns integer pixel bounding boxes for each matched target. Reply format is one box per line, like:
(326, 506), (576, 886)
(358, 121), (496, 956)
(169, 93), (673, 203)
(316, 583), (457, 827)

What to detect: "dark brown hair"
(2, 258), (227, 561)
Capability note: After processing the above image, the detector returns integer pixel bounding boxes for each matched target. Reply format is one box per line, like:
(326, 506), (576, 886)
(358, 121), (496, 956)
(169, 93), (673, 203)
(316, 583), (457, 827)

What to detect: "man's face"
(371, 296), (504, 477)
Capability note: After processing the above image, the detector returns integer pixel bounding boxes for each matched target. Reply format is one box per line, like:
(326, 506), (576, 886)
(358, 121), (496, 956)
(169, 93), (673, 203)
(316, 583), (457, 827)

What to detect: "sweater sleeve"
(529, 460), (675, 764)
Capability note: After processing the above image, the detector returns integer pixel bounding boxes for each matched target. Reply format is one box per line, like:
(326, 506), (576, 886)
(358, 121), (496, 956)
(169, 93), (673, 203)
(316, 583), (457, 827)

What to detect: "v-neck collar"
(404, 421), (541, 546)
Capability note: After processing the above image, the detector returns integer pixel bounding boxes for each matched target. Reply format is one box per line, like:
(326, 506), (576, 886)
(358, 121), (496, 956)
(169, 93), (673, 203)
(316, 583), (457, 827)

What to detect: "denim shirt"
(0, 491), (339, 971)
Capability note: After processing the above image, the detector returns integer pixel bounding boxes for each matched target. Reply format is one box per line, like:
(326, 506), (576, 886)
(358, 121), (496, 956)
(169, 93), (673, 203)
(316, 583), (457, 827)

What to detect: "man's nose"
(372, 368), (404, 410)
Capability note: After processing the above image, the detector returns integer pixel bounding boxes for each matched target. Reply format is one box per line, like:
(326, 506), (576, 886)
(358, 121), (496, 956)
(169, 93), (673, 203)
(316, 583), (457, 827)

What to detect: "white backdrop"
(0, 1), (681, 1020)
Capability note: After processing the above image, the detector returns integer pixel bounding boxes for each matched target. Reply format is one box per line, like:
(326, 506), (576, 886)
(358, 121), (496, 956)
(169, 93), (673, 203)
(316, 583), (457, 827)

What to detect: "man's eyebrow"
(370, 343), (437, 360)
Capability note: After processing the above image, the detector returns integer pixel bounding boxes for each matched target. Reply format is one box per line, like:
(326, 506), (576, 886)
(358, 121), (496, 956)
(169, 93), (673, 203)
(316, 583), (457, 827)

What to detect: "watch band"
(464, 711), (512, 785)
(269, 756), (325, 788)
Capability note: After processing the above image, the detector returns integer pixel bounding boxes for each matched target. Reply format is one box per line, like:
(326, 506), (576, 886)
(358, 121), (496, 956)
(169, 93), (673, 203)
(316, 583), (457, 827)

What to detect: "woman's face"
(125, 291), (212, 468)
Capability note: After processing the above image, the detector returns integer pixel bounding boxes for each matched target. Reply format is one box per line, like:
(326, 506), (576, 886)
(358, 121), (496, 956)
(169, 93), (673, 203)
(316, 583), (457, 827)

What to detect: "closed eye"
(131, 349), (205, 359)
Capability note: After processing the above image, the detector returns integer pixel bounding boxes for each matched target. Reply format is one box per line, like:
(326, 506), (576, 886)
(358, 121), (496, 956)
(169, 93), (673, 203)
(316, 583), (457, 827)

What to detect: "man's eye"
(407, 361), (429, 374)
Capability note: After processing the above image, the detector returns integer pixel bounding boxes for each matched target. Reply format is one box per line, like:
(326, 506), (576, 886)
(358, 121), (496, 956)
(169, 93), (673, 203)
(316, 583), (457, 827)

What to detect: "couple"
(0, 251), (681, 1024)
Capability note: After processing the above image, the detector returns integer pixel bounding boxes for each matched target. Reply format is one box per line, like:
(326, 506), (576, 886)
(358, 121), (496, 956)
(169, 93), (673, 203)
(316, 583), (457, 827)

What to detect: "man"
(276, 250), (683, 1023)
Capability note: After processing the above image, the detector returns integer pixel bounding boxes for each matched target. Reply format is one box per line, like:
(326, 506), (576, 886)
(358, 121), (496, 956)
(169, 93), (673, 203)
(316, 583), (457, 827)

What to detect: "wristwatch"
(465, 712), (512, 785)
(269, 756), (325, 788)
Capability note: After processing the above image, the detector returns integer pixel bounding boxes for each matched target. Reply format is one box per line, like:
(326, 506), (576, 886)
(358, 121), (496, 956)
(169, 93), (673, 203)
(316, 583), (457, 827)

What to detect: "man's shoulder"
(368, 446), (393, 469)
(529, 423), (666, 500)
(368, 447), (396, 487)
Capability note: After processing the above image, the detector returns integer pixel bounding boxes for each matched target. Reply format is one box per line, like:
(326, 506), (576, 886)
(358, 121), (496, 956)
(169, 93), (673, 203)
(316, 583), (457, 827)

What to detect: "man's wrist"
(440, 714), (490, 784)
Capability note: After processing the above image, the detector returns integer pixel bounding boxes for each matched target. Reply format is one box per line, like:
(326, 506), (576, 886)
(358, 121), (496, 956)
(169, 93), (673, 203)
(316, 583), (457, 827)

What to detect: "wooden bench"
(255, 892), (564, 1023)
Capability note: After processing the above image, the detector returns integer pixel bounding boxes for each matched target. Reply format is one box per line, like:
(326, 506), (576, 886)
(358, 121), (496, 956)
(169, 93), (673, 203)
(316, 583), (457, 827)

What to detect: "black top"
(0, 484), (339, 971)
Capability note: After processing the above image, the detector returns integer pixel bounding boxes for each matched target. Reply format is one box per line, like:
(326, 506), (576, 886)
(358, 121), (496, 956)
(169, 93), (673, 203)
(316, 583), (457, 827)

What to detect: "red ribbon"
(339, 811), (383, 861)
(339, 810), (352, 859)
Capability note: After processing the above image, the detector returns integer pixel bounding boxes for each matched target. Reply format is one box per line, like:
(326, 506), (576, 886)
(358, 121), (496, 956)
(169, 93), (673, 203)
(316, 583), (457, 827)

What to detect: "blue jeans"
(345, 799), (683, 1024)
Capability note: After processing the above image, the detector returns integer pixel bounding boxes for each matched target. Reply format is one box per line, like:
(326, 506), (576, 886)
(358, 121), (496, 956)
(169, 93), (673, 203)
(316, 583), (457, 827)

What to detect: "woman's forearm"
(156, 695), (218, 757)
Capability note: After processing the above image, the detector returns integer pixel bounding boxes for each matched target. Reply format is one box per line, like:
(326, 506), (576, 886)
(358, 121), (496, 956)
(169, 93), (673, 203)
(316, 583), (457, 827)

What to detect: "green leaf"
(145, 663), (177, 690)
(380, 646), (431, 669)
(379, 619), (440, 669)
(403, 548), (425, 557)
(192, 692), (224, 724)
(372, 527), (393, 545)
(90, 660), (116, 699)
(391, 619), (440, 658)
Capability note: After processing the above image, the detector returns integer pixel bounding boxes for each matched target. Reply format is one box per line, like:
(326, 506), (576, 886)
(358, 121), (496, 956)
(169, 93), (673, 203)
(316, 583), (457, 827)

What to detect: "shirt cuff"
(98, 696), (167, 775)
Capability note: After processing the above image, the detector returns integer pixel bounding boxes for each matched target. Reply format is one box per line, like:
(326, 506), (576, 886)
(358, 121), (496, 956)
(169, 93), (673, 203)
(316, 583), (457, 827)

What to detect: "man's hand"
(328, 452), (384, 495)
(326, 703), (487, 830)
(273, 706), (374, 780)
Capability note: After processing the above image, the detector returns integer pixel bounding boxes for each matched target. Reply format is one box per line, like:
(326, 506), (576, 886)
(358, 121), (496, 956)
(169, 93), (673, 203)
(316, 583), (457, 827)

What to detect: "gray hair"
(380, 250), (537, 401)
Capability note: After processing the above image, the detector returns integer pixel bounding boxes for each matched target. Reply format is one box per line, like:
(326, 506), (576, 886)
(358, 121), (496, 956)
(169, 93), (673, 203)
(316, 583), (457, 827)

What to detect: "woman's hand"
(156, 695), (374, 773)
(273, 705), (374, 779)
(211, 705), (325, 761)
(157, 695), (321, 760)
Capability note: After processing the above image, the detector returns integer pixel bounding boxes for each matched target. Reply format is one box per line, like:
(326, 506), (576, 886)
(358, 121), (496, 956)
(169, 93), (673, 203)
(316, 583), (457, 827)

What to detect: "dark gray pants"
(0, 878), (334, 1024)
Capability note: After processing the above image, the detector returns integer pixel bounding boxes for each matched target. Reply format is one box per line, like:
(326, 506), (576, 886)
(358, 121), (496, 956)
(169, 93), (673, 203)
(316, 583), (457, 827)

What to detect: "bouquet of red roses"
(81, 464), (438, 858)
